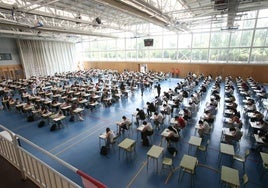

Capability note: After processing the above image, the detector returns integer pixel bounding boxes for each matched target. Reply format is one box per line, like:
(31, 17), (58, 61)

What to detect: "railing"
(0, 124), (107, 188)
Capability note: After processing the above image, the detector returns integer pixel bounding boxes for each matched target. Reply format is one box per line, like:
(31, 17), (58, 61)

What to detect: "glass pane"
(136, 38), (145, 50)
(90, 40), (99, 51)
(126, 50), (137, 60)
(150, 36), (162, 49)
(91, 51), (99, 59)
(210, 32), (230, 47)
(209, 49), (228, 62)
(228, 48), (249, 63)
(192, 33), (209, 48)
(106, 40), (116, 50)
(163, 35), (177, 49)
(256, 18), (268, 28)
(242, 19), (255, 29)
(191, 49), (208, 62)
(244, 10), (257, 19)
(126, 38), (136, 50)
(258, 9), (268, 18)
(230, 31), (242, 47)
(163, 49), (177, 60)
(178, 34), (191, 48)
(150, 50), (163, 61)
(150, 50), (163, 60)
(117, 51), (125, 60)
(240, 30), (253, 47)
(250, 48), (268, 63)
(253, 29), (268, 46)
(177, 49), (191, 62)
(117, 39), (125, 50)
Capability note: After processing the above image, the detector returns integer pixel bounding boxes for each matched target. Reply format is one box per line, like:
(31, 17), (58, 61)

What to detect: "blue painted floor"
(1, 78), (268, 188)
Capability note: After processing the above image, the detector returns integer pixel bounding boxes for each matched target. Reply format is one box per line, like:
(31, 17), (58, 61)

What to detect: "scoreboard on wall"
(0, 53), (12, 61)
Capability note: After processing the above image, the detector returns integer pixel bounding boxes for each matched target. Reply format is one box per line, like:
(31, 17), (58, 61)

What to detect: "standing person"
(157, 84), (161, 97)
(136, 108), (146, 125)
(140, 82), (144, 96)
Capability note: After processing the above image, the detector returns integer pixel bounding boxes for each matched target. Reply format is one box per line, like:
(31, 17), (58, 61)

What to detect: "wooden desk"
(260, 152), (268, 166)
(188, 136), (202, 154)
(170, 118), (178, 125)
(178, 154), (198, 183)
(219, 143), (234, 165)
(221, 166), (240, 187)
(160, 129), (171, 146)
(99, 132), (107, 149)
(147, 145), (164, 173)
(118, 138), (136, 160)
(254, 134), (264, 144)
(51, 114), (66, 128)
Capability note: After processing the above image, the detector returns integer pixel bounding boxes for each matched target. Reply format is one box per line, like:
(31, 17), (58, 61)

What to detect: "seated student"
(230, 115), (242, 129)
(153, 112), (164, 129)
(175, 115), (186, 129)
(166, 125), (180, 144)
(136, 108), (146, 125)
(203, 110), (215, 124)
(105, 127), (115, 147)
(254, 132), (268, 151)
(225, 127), (243, 144)
(154, 96), (163, 108)
(70, 102), (84, 121)
(52, 110), (64, 127)
(141, 121), (154, 145)
(183, 108), (191, 121)
(117, 116), (132, 135)
(252, 120), (268, 135)
(198, 120), (211, 137)
(162, 104), (171, 116)
(250, 110), (264, 122)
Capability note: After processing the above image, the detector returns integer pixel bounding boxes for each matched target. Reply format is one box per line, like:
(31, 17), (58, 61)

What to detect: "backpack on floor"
(38, 120), (45, 128)
(69, 115), (74, 122)
(167, 146), (177, 156)
(142, 138), (149, 147)
(100, 146), (108, 156)
(50, 124), (57, 131)
(27, 115), (34, 122)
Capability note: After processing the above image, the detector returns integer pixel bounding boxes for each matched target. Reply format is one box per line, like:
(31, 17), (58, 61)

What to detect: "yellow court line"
(49, 122), (105, 152)
(54, 124), (107, 156)
(126, 161), (147, 188)
(126, 141), (163, 187)
(51, 111), (134, 154)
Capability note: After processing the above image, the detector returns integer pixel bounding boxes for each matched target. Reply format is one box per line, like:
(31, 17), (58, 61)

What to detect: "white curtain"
(17, 39), (76, 78)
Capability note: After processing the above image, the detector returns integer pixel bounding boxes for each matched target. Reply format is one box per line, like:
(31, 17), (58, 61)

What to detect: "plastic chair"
(161, 157), (174, 174)
(110, 135), (119, 152)
(241, 174), (248, 188)
(179, 160), (198, 187)
(230, 174), (248, 188)
(233, 149), (250, 172)
(197, 140), (210, 161)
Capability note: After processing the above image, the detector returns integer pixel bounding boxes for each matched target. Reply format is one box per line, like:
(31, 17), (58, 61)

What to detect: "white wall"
(0, 38), (21, 65)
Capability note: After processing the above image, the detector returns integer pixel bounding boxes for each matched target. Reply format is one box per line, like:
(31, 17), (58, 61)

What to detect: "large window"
(79, 9), (268, 64)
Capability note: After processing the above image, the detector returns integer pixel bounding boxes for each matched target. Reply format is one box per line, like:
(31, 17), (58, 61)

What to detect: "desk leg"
(188, 145), (191, 154)
(147, 156), (149, 173)
(178, 168), (182, 182)
(156, 158), (158, 174)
